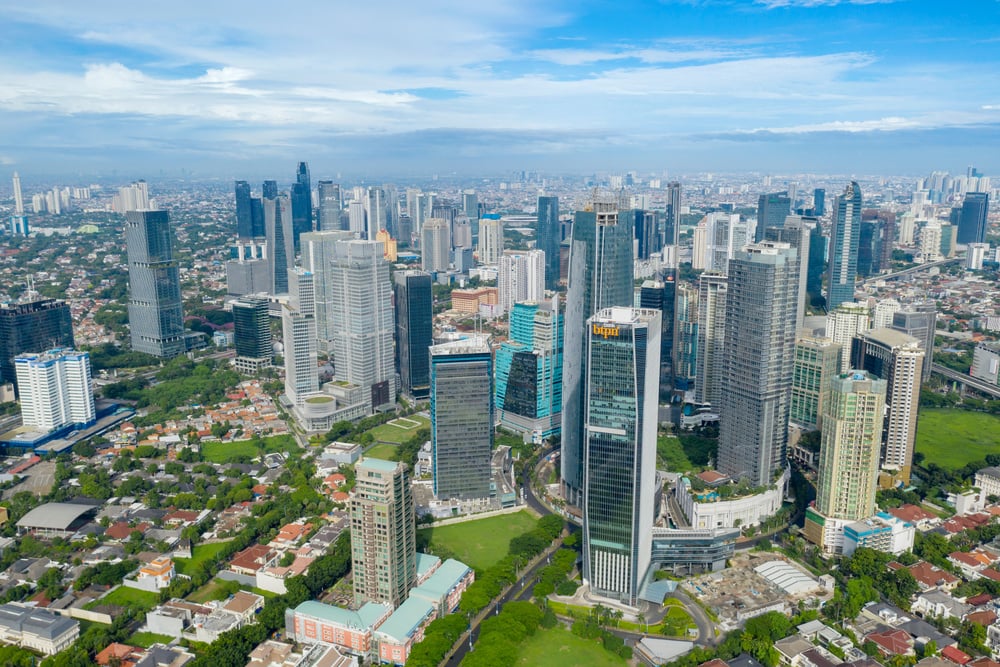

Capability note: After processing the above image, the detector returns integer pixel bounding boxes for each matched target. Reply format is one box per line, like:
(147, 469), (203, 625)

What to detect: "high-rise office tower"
(394, 271), (433, 400)
(857, 220), (879, 277)
(664, 182), (681, 248)
(498, 250), (545, 315)
(813, 189), (826, 217)
(0, 299), (75, 393)
(717, 242), (798, 486)
(250, 197), (265, 238)
(638, 271), (676, 388)
(420, 218), (451, 272)
(673, 281), (698, 391)
(348, 200), (367, 238)
(125, 210), (185, 358)
(826, 182), (862, 310)
(226, 240), (270, 298)
(968, 243), (991, 270)
(755, 191), (791, 242)
(430, 335), (493, 500)
(366, 186), (388, 238)
(15, 349), (95, 432)
(234, 180), (254, 239)
(702, 213), (751, 273)
(805, 371), (886, 554)
(626, 209), (660, 260)
(827, 302), (870, 374)
(317, 181), (342, 231)
(462, 190), (479, 225)
(695, 272), (727, 407)
(495, 297), (563, 440)
(329, 240), (395, 411)
(288, 267), (315, 318)
(265, 194), (293, 295)
(561, 201), (634, 506)
(790, 334), (840, 430)
(873, 299), (901, 330)
(232, 296), (272, 375)
(582, 308), (660, 605)
(765, 216), (813, 332)
(12, 172), (23, 215)
(537, 196), (560, 290)
(351, 457), (417, 607)
(301, 230), (355, 350)
(291, 162), (312, 250)
(477, 217), (503, 265)
(851, 328), (924, 484)
(10, 172), (28, 236)
(892, 304), (936, 382)
(281, 302), (318, 407)
(958, 193), (990, 245)
(262, 179), (278, 200)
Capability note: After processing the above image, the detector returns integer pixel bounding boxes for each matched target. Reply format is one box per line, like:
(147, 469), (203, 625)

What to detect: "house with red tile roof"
(229, 544), (278, 576)
(941, 645), (972, 665)
(867, 629), (914, 657)
(898, 561), (960, 591)
(964, 610), (997, 627)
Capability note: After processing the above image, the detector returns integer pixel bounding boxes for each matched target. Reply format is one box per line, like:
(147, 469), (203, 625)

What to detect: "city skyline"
(2, 2), (1000, 174)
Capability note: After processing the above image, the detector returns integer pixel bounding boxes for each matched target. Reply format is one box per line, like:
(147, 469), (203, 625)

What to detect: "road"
(861, 257), (961, 285)
(520, 444), (556, 517)
(932, 363), (1000, 399)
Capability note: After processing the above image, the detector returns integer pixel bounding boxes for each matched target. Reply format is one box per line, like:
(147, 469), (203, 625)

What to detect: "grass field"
(201, 434), (300, 463)
(173, 540), (233, 576)
(128, 632), (173, 648)
(657, 434), (693, 472)
(418, 511), (538, 571)
(88, 586), (159, 611)
(187, 578), (236, 603)
(916, 408), (1000, 469)
(365, 443), (398, 460)
(547, 600), (695, 636)
(368, 416), (429, 444)
(514, 626), (627, 667)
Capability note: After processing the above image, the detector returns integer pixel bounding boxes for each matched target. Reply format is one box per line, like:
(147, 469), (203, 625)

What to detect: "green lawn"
(547, 600), (694, 637)
(514, 626), (628, 667)
(657, 434), (693, 472)
(173, 540), (233, 576)
(201, 434), (300, 463)
(365, 443), (398, 460)
(88, 586), (159, 611)
(187, 578), (237, 603)
(916, 408), (1000, 469)
(128, 632), (173, 648)
(368, 416), (429, 444)
(418, 511), (538, 571)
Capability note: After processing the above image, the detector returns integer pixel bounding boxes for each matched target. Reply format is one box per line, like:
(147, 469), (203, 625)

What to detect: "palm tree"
(638, 611), (647, 634)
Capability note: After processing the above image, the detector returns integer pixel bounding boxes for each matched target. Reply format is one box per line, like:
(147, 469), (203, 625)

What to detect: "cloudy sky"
(2, 0), (999, 177)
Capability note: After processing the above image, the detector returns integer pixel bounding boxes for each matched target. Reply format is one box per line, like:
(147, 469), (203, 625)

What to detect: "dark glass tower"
(537, 195), (560, 290)
(755, 191), (791, 242)
(626, 209), (659, 260)
(0, 299), (75, 393)
(394, 270), (433, 399)
(262, 180), (278, 200)
(857, 220), (878, 277)
(813, 188), (826, 217)
(232, 296), (272, 360)
(958, 192), (989, 245)
(291, 162), (312, 251)
(826, 181), (862, 310)
(561, 202), (634, 506)
(235, 180), (253, 239)
(125, 210), (185, 358)
(639, 271), (676, 389)
(265, 194), (293, 295)
(664, 182), (681, 248)
(317, 181), (342, 232)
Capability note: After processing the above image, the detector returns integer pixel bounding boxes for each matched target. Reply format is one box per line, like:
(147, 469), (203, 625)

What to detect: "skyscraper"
(10, 172), (28, 236)
(125, 210), (185, 358)
(226, 240), (270, 298)
(12, 172), (23, 215)
(317, 181), (342, 231)
(625, 209), (659, 260)
(664, 182), (681, 248)
(582, 307), (660, 605)
(365, 186), (388, 238)
(765, 216), (813, 332)
(351, 457), (417, 607)
(495, 298), (563, 440)
(755, 191), (791, 242)
(0, 299), (75, 393)
(537, 196), (560, 290)
(421, 218), (451, 272)
(717, 242), (798, 486)
(329, 240), (396, 411)
(638, 271), (676, 388)
(232, 296), (272, 375)
(477, 217), (503, 265)
(394, 271), (433, 400)
(265, 194), (293, 295)
(892, 304), (936, 381)
(850, 328), (924, 484)
(826, 302), (870, 374)
(234, 180), (254, 239)
(826, 182), (862, 310)
(281, 302), (318, 407)
(672, 282), (698, 391)
(790, 334), (840, 430)
(348, 200), (367, 238)
(695, 272), (727, 407)
(805, 371), (886, 554)
(430, 335), (493, 500)
(15, 349), (95, 432)
(301, 230), (355, 351)
(498, 250), (545, 315)
(813, 189), (826, 217)
(957, 192), (989, 245)
(561, 201), (634, 506)
(291, 162), (312, 250)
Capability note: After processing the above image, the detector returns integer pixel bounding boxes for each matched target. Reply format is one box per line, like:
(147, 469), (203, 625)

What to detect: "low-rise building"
(842, 513), (915, 556)
(0, 603), (80, 655)
(374, 597), (437, 666)
(408, 558), (474, 616)
(285, 601), (392, 658)
(676, 470), (788, 530)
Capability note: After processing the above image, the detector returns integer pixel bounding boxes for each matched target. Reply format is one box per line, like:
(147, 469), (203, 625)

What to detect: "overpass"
(862, 257), (962, 285)
(931, 363), (1000, 399)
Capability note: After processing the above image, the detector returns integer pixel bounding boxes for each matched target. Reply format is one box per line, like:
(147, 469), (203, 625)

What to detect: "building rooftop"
(0, 603), (78, 640)
(16, 502), (98, 531)
(863, 327), (922, 349)
(357, 457), (402, 474)
(374, 597), (435, 643)
(415, 553), (441, 580)
(293, 600), (391, 631)
(430, 335), (490, 356)
(411, 558), (471, 602)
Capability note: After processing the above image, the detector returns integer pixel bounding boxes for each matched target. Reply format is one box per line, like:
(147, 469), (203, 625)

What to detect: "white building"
(826, 302), (870, 373)
(872, 299), (901, 330)
(497, 250), (544, 315)
(282, 304), (318, 407)
(477, 218), (503, 266)
(919, 222), (943, 263)
(676, 469), (789, 530)
(420, 218), (451, 272)
(0, 603), (79, 655)
(975, 467), (1000, 499)
(14, 349), (95, 432)
(841, 513), (915, 557)
(967, 243), (991, 270)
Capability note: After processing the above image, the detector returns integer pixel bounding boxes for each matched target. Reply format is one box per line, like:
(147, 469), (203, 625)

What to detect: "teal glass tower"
(495, 297), (563, 440)
(582, 307), (661, 605)
(125, 210), (185, 358)
(826, 181), (862, 310)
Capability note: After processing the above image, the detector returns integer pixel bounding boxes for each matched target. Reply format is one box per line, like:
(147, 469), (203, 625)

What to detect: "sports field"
(915, 408), (1000, 469)
(367, 416), (429, 444)
(418, 511), (538, 571)
(514, 626), (628, 667)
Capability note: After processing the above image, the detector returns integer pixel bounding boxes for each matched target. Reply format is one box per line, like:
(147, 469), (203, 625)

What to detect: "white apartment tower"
(478, 218), (503, 265)
(826, 302), (870, 373)
(15, 349), (96, 432)
(498, 250), (545, 314)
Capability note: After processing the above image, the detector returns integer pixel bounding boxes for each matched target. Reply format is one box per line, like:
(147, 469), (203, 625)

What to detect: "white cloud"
(756, 0), (896, 7)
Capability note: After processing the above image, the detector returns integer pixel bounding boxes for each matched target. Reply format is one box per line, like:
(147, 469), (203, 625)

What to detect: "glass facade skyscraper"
(317, 181), (342, 232)
(958, 192), (989, 245)
(235, 180), (253, 239)
(754, 191), (791, 242)
(430, 335), (493, 500)
(291, 161), (312, 250)
(232, 295), (272, 374)
(0, 299), (75, 393)
(561, 202), (635, 507)
(265, 194), (293, 295)
(125, 210), (185, 358)
(826, 181), (862, 310)
(394, 270), (433, 399)
(537, 196), (560, 290)
(582, 307), (660, 605)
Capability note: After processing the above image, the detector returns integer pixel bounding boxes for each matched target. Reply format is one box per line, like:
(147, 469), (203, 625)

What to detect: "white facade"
(302, 230), (356, 350)
(841, 514), (915, 557)
(919, 222), (943, 263)
(348, 201), (367, 239)
(826, 302), (870, 373)
(872, 298), (901, 330)
(975, 467), (1000, 499)
(478, 219), (503, 265)
(967, 243), (990, 270)
(282, 304), (318, 407)
(677, 469), (789, 530)
(15, 349), (95, 432)
(421, 218), (450, 272)
(497, 250), (544, 315)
